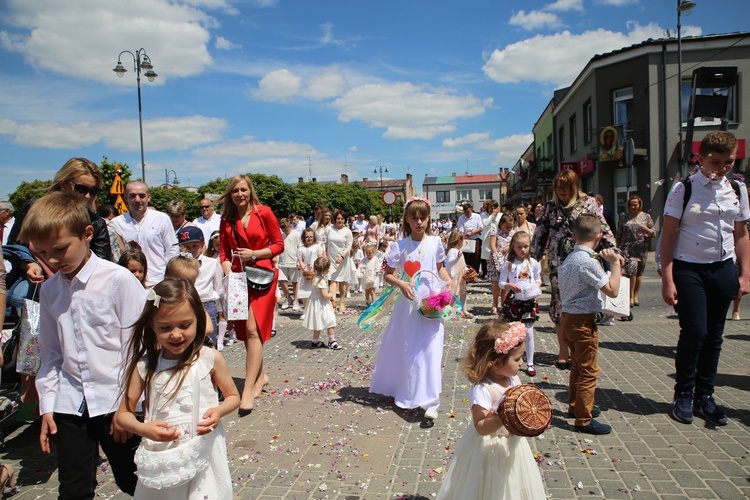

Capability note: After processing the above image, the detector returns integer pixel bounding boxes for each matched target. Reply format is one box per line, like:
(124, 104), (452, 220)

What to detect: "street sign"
(382, 190), (397, 206)
(624, 138), (635, 168)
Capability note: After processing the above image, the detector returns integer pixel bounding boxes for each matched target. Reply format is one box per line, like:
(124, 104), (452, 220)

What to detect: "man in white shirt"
(352, 213), (369, 234)
(113, 181), (179, 286)
(480, 200), (500, 279)
(292, 213), (307, 235)
(457, 203), (483, 273)
(193, 198), (221, 243)
(0, 200), (14, 246)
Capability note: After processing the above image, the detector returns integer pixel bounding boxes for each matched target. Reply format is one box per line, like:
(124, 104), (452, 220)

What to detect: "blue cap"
(177, 226), (204, 244)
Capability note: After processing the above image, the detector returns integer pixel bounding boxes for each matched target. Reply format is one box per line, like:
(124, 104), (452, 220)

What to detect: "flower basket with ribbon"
(412, 270), (462, 321)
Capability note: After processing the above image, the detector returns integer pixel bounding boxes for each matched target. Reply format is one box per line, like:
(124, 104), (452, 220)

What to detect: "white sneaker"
(424, 407), (438, 420)
(281, 301), (291, 310)
(346, 291), (351, 298)
(292, 301), (300, 311)
(217, 342), (224, 352)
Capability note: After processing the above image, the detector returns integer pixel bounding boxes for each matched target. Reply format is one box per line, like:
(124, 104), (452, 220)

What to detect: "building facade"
(422, 171), (510, 218)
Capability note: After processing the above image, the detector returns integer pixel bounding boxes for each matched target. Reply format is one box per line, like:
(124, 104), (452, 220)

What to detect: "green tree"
(292, 182), (330, 217)
(197, 178), (230, 199)
(9, 179), (53, 210)
(98, 156), (133, 209)
(149, 187), (202, 220)
(247, 173), (297, 216)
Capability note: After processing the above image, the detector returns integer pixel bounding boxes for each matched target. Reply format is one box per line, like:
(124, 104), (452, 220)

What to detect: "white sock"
(525, 324), (535, 367)
(327, 333), (336, 343)
(217, 320), (227, 350)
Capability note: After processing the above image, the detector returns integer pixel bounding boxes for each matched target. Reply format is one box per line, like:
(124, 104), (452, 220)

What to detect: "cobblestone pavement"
(2, 258), (749, 499)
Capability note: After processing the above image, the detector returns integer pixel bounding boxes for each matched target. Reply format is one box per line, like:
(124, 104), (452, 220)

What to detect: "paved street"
(2, 256), (749, 499)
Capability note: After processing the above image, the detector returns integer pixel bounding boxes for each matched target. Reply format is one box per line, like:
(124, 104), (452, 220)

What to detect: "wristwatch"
(250, 251), (257, 261)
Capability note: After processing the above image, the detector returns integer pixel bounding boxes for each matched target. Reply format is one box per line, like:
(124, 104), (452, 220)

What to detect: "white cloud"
(333, 82), (490, 140)
(0, 116), (226, 151)
(442, 132), (534, 168)
(215, 36), (240, 50)
(348, 146), (358, 152)
(193, 136), (315, 159)
(304, 67), (347, 100)
(546, 0), (584, 11)
(597, 0), (638, 5)
(509, 11), (562, 31)
(319, 21), (346, 47)
(0, 0), (217, 84)
(483, 23), (690, 86)
(253, 68), (303, 101)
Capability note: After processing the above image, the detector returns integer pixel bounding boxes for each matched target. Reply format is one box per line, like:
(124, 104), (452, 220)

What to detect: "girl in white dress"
(445, 230), (472, 318)
(326, 210), (354, 312)
(301, 256), (342, 350)
(369, 197), (452, 420)
(297, 228), (324, 307)
(436, 321), (546, 500)
(116, 278), (240, 499)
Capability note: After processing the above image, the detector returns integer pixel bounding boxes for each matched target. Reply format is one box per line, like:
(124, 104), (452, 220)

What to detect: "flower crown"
(405, 196), (430, 209)
(494, 322), (526, 354)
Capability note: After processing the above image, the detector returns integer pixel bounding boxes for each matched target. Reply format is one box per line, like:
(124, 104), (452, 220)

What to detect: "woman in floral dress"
(617, 194), (655, 307)
(531, 170), (615, 369)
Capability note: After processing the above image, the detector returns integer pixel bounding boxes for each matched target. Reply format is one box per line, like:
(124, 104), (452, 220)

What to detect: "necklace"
(408, 236), (425, 260)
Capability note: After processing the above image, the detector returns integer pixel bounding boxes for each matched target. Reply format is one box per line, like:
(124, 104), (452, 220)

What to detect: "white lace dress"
(436, 376), (546, 500)
(300, 277), (336, 330)
(298, 243), (324, 300)
(134, 347), (232, 499)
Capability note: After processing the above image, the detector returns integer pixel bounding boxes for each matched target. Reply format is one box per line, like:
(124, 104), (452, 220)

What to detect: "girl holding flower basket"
(369, 197), (452, 421)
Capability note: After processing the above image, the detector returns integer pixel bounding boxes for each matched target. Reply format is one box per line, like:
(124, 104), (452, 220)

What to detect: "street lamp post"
(164, 169), (180, 189)
(374, 165), (388, 190)
(677, 0), (696, 178)
(113, 49), (158, 183)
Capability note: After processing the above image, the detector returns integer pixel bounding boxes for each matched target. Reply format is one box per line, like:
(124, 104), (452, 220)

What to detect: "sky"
(0, 0), (747, 199)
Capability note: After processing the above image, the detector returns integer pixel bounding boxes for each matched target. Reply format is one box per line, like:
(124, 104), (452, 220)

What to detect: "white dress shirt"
(195, 254), (223, 302)
(1, 216), (14, 246)
(36, 253), (147, 417)
(352, 219), (369, 234)
(279, 230), (302, 268)
(457, 212), (483, 240)
(113, 209), (179, 286)
(294, 219), (306, 235)
(193, 212), (221, 244)
(664, 174), (750, 263)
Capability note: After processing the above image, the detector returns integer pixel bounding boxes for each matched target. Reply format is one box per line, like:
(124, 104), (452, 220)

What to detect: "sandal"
(490, 307), (498, 315)
(327, 340), (343, 350)
(555, 360), (570, 370)
(310, 340), (325, 349)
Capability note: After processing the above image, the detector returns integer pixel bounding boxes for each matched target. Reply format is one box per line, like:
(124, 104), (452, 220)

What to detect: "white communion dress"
(301, 277), (337, 330)
(436, 376), (546, 500)
(297, 243), (324, 300)
(134, 346), (232, 500)
(369, 234), (445, 410)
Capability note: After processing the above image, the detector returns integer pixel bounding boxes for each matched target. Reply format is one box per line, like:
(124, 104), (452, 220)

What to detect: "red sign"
(560, 158), (595, 177)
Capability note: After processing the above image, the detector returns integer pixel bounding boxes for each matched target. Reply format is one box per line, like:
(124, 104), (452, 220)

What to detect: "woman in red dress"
(219, 175), (284, 416)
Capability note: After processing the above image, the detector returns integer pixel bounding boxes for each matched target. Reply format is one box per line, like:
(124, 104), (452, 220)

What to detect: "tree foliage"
(98, 156), (133, 209)
(9, 180), (52, 210)
(149, 187), (202, 220)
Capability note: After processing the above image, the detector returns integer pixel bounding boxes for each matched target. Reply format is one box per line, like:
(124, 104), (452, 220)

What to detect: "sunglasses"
(200, 205), (211, 209)
(68, 181), (101, 197)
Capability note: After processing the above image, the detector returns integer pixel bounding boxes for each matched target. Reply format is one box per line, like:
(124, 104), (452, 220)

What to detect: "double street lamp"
(374, 165), (388, 190)
(164, 169), (180, 188)
(113, 48), (158, 182)
(677, 0), (696, 176)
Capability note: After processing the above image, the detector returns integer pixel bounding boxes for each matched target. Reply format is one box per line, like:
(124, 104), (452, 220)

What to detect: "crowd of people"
(0, 129), (745, 499)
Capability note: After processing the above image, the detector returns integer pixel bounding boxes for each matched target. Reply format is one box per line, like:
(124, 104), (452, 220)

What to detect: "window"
(681, 78), (737, 125)
(558, 126), (565, 160)
(436, 191), (450, 203)
(478, 188), (493, 200)
(613, 87), (633, 127)
(456, 189), (472, 201)
(569, 114), (578, 153)
(583, 100), (593, 144)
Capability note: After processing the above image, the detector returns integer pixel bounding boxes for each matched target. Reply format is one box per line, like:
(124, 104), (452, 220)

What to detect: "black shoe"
(574, 419), (611, 435)
(238, 406), (253, 418)
(693, 396), (728, 426)
(328, 340), (342, 350)
(310, 340), (325, 349)
(672, 391), (694, 424)
(555, 360), (570, 371)
(567, 405), (601, 418)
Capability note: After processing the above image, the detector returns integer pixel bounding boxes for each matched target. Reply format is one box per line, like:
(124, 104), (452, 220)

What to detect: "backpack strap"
(681, 177), (741, 218)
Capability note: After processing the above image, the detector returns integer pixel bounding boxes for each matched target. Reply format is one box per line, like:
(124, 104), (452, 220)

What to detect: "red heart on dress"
(404, 260), (421, 277)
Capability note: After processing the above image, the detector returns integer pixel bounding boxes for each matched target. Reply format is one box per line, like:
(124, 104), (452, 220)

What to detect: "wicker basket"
(497, 384), (552, 437)
(302, 268), (315, 281)
(413, 270), (459, 321)
(464, 266), (478, 283)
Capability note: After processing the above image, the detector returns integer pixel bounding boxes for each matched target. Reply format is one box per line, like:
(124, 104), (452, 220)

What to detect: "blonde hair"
(165, 255), (200, 282)
(553, 169), (585, 209)
(49, 157), (103, 193)
(506, 231), (531, 271)
(218, 175), (261, 221)
(18, 192), (91, 243)
(447, 230), (464, 250)
(462, 321), (525, 384)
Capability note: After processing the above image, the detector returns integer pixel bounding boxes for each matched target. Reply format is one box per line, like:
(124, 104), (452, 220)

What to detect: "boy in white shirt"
(20, 192), (147, 497)
(278, 218), (302, 310)
(177, 225), (224, 348)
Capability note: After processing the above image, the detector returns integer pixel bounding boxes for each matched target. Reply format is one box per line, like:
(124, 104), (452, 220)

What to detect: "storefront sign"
(432, 202), (456, 214)
(560, 158), (595, 177)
